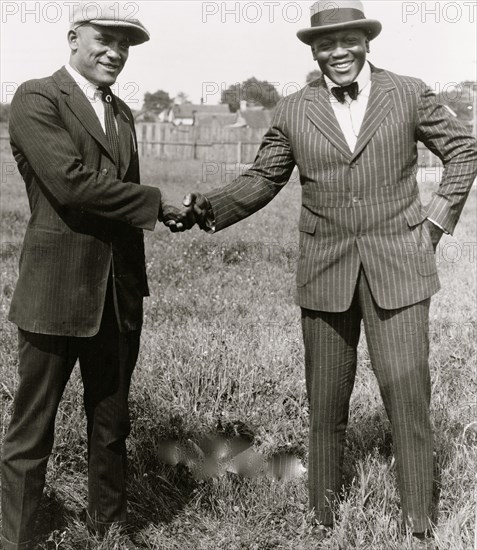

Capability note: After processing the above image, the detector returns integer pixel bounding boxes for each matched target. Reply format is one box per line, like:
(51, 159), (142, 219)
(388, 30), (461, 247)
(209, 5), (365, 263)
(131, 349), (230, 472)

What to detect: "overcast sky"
(1, 1), (476, 107)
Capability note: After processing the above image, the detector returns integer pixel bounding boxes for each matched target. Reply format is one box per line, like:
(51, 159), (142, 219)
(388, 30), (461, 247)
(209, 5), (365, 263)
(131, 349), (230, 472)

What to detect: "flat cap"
(70, 1), (150, 46)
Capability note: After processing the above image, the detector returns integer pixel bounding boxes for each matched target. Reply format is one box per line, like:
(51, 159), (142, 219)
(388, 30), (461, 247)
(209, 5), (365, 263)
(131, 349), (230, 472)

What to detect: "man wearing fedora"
(170, 1), (477, 547)
(1, 3), (175, 548)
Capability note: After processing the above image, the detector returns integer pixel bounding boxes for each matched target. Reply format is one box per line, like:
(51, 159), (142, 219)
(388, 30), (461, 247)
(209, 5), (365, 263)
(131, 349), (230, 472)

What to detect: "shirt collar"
(65, 64), (100, 101)
(324, 61), (372, 98)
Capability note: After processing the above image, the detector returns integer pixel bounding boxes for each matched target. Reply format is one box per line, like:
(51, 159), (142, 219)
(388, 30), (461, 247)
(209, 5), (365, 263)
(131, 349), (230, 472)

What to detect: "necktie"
(98, 86), (120, 172)
(331, 82), (359, 103)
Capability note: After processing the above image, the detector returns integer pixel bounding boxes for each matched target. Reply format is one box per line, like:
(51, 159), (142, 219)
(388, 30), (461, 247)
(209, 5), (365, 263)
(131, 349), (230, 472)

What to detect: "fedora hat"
(70, 1), (150, 46)
(297, 1), (381, 45)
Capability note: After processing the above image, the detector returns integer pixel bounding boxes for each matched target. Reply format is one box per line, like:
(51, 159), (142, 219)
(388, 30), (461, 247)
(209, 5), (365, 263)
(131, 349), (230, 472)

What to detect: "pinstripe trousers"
(302, 268), (432, 532)
(1, 283), (140, 550)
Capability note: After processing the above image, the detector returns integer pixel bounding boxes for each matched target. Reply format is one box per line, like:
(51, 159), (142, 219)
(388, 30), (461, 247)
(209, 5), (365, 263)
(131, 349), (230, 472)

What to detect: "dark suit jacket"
(8, 66), (162, 336)
(205, 66), (477, 312)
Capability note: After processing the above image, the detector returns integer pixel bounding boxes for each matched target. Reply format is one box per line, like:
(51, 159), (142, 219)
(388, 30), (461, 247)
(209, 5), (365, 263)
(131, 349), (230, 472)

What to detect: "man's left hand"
(424, 219), (444, 251)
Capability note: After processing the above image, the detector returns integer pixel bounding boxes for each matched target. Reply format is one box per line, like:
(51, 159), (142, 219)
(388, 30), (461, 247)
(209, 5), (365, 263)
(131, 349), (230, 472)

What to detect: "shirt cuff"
(427, 217), (449, 234)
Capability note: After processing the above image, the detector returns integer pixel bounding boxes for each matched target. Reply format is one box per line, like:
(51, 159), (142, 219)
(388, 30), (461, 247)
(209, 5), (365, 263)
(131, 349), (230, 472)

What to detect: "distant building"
(163, 103), (232, 126)
(134, 103), (232, 125)
(194, 112), (237, 128)
(228, 100), (275, 129)
(136, 101), (276, 129)
(134, 110), (161, 123)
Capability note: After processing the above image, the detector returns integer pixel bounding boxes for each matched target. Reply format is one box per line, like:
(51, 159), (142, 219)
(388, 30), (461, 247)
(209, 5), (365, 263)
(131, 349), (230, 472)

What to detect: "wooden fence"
(137, 123), (266, 163)
(0, 121), (441, 167)
(137, 122), (441, 166)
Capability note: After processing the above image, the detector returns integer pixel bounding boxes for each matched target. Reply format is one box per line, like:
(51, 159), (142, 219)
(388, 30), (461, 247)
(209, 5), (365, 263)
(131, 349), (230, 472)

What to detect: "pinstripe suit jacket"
(206, 66), (477, 312)
(8, 66), (162, 336)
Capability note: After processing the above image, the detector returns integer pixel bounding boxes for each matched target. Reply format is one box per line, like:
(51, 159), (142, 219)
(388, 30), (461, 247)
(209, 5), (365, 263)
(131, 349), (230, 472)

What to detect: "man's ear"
(68, 29), (79, 52)
(365, 39), (370, 53)
(311, 45), (317, 62)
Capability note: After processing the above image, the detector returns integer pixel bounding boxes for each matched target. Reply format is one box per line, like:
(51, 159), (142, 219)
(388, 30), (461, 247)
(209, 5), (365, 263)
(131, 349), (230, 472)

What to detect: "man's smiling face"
(312, 29), (369, 86)
(68, 24), (130, 86)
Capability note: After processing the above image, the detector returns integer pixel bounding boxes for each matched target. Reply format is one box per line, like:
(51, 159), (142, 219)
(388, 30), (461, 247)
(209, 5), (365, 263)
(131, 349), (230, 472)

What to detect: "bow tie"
(331, 82), (359, 103)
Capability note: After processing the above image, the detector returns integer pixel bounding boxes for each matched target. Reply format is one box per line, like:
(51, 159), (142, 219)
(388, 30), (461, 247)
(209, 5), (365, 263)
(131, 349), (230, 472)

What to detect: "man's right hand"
(160, 203), (195, 232)
(161, 193), (214, 233)
(182, 193), (214, 231)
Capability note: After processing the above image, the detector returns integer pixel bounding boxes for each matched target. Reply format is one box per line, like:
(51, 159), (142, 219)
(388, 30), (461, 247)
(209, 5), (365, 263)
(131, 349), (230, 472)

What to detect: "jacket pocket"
(297, 209), (318, 287)
(404, 202), (427, 228)
(298, 208), (318, 235)
(403, 203), (437, 277)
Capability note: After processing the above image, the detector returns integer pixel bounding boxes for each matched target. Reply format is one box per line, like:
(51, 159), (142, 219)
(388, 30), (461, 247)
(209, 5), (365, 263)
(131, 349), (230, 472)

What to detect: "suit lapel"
(351, 67), (395, 160)
(304, 79), (352, 159)
(53, 67), (114, 164)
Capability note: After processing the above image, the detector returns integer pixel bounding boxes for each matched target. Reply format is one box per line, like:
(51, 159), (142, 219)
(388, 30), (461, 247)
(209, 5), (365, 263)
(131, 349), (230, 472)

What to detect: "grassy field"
(1, 137), (476, 549)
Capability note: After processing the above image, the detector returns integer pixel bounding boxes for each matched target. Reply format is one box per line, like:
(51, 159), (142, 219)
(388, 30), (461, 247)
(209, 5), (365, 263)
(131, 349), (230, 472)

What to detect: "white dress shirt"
(65, 64), (111, 133)
(324, 61), (372, 153)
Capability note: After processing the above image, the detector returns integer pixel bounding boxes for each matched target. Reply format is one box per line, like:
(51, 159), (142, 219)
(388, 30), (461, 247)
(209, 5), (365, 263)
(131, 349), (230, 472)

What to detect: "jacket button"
(352, 197), (359, 203)
(102, 168), (108, 175)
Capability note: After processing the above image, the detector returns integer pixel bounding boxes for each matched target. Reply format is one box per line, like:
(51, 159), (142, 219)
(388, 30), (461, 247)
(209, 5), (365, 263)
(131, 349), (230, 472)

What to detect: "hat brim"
(78, 20), (150, 46)
(297, 19), (381, 45)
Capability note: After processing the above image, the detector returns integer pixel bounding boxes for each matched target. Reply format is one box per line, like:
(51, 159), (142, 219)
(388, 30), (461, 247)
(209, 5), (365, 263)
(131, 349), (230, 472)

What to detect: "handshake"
(160, 192), (213, 233)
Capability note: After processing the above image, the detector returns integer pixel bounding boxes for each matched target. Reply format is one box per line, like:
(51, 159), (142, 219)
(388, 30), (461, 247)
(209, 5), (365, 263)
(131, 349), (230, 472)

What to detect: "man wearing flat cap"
(1, 3), (172, 548)
(172, 1), (477, 547)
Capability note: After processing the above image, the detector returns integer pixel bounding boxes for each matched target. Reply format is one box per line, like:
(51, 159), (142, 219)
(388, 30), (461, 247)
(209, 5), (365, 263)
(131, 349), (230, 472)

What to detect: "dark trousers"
(302, 269), (432, 532)
(1, 291), (141, 550)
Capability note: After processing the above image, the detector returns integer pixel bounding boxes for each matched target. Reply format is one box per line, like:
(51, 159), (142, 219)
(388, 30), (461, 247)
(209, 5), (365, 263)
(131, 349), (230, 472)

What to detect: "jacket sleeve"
(415, 84), (477, 234)
(9, 83), (162, 231)
(205, 98), (296, 232)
